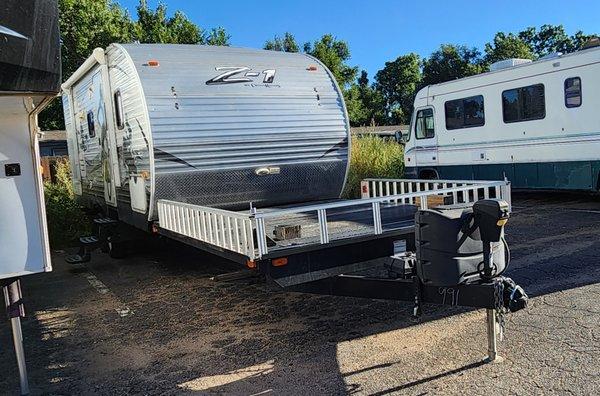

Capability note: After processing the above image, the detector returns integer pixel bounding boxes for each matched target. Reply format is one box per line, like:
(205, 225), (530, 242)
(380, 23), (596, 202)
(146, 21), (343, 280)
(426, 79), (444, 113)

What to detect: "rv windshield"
(415, 108), (435, 139)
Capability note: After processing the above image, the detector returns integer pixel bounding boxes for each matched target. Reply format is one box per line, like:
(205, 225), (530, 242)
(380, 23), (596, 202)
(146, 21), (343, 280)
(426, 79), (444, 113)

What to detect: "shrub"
(342, 135), (404, 198)
(44, 158), (89, 247)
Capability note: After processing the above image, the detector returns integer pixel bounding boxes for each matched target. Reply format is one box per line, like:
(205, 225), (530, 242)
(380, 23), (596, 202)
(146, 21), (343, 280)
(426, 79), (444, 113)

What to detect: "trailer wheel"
(108, 239), (127, 259)
(419, 169), (439, 180)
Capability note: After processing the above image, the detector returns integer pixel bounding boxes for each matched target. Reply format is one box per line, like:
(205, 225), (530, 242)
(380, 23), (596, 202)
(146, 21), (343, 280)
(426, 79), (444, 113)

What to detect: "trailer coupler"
(289, 274), (528, 362)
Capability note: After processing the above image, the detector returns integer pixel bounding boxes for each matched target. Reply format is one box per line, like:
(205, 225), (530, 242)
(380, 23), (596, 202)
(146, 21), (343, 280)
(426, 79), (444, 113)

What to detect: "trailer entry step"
(79, 236), (99, 245)
(93, 218), (119, 225)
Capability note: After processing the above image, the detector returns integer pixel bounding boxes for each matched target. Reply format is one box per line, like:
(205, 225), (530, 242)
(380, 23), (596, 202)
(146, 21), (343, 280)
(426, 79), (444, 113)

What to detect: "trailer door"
(413, 106), (439, 172)
(94, 69), (118, 207)
(73, 67), (117, 206)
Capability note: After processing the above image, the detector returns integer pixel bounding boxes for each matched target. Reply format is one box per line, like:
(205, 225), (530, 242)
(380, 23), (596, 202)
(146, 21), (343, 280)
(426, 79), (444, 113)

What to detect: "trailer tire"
(419, 169), (439, 180)
(108, 240), (127, 259)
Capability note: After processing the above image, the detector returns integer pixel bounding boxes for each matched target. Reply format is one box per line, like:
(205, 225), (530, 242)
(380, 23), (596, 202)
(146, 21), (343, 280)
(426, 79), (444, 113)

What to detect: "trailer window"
(415, 108), (435, 139)
(502, 84), (545, 123)
(86, 111), (95, 138)
(564, 77), (581, 108)
(114, 89), (125, 129)
(444, 95), (485, 130)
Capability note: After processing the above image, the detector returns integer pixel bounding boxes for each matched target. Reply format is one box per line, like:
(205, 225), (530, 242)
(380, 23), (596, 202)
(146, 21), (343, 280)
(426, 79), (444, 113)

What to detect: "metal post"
(482, 241), (494, 279)
(11, 317), (29, 394)
(3, 280), (30, 395)
(485, 309), (503, 363)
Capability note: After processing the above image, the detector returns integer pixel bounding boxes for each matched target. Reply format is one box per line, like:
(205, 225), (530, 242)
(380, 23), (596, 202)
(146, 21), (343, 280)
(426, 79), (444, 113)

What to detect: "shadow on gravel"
(369, 359), (488, 396)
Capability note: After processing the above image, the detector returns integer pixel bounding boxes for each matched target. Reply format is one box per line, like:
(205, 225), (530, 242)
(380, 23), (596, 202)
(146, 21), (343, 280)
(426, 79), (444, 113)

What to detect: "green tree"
(483, 32), (534, 65)
(344, 84), (370, 126)
(374, 53), (421, 124)
(519, 24), (597, 56)
(134, 0), (202, 44)
(421, 44), (484, 86)
(264, 32), (299, 52)
(303, 34), (358, 89)
(205, 27), (230, 46)
(345, 71), (387, 126)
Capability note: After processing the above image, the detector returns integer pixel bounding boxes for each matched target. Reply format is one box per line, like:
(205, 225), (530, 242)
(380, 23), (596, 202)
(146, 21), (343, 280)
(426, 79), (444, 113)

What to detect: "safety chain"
(493, 277), (506, 341)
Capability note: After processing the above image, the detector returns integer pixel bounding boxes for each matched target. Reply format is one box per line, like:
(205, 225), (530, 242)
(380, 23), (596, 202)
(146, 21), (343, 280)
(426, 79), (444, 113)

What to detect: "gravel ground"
(0, 192), (599, 395)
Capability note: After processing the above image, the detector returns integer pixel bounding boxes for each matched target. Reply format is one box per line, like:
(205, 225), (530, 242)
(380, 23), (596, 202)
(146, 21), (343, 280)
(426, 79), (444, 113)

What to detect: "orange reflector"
(147, 60), (160, 67)
(246, 260), (256, 269)
(307, 65), (318, 71)
(272, 257), (288, 267)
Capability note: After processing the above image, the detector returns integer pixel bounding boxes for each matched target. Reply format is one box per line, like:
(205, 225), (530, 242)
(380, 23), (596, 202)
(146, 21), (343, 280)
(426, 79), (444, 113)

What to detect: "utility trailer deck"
(157, 178), (511, 264)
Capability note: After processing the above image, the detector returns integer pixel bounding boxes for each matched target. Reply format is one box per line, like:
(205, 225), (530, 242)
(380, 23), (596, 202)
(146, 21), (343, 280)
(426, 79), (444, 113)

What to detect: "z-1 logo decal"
(206, 66), (276, 85)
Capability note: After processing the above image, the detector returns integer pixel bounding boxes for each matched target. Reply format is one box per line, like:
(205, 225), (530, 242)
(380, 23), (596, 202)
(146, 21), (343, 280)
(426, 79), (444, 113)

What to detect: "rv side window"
(415, 108), (435, 139)
(114, 89), (125, 129)
(564, 77), (582, 108)
(86, 111), (96, 138)
(444, 95), (485, 130)
(502, 84), (545, 123)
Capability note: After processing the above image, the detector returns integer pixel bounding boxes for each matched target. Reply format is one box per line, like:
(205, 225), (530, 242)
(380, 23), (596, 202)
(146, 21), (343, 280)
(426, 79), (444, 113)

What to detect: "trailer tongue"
(153, 178), (528, 361)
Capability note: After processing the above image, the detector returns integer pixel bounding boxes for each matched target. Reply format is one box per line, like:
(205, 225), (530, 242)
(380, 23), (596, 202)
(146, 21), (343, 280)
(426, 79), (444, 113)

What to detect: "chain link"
(493, 277), (506, 341)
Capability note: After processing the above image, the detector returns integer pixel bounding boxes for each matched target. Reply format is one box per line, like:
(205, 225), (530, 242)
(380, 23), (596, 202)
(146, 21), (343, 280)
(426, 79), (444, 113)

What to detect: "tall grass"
(342, 135), (404, 198)
(44, 158), (90, 247)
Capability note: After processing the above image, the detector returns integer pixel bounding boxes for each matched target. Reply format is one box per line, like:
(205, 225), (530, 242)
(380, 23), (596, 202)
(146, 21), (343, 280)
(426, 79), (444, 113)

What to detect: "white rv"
(404, 44), (600, 191)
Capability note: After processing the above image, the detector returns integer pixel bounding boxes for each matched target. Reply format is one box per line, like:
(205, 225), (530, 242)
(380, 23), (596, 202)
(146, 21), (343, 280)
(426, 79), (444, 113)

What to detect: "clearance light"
(146, 60), (160, 67)
(362, 185), (369, 194)
(272, 257), (288, 267)
(246, 260), (256, 269)
(307, 65), (318, 71)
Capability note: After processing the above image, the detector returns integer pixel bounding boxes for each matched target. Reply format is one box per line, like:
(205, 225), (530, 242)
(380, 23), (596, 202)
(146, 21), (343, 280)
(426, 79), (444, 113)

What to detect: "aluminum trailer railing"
(157, 179), (511, 262)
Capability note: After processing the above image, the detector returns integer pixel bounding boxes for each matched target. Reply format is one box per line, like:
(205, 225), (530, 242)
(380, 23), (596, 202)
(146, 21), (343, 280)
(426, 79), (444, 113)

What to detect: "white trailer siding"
(405, 46), (600, 190)
(105, 44), (153, 216)
(63, 44), (351, 229)
(0, 97), (52, 278)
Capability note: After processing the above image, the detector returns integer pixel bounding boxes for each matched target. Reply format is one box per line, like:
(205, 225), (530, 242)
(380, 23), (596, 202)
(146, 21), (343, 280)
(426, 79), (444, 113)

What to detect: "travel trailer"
(403, 44), (600, 191)
(61, 44), (351, 231)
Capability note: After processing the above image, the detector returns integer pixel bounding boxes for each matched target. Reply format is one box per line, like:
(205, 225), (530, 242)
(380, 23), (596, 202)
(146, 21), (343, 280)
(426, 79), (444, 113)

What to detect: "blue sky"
(118, 0), (599, 79)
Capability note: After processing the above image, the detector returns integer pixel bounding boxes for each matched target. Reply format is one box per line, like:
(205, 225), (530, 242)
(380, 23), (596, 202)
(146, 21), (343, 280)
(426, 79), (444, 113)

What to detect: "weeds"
(342, 135), (404, 198)
(44, 158), (89, 247)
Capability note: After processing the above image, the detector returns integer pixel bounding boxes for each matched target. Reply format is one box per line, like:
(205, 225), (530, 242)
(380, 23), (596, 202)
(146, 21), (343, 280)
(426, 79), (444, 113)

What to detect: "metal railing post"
(317, 209), (329, 244)
(372, 202), (383, 234)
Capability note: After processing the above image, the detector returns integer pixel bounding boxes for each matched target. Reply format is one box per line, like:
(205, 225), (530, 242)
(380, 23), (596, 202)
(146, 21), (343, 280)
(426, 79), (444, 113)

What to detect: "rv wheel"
(108, 239), (127, 259)
(100, 242), (109, 253)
